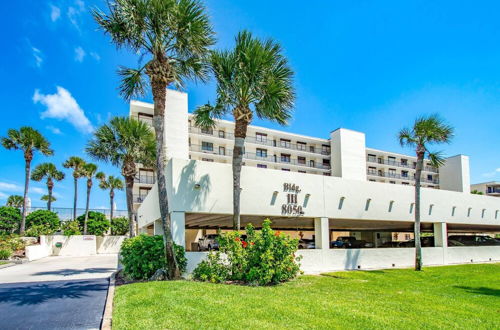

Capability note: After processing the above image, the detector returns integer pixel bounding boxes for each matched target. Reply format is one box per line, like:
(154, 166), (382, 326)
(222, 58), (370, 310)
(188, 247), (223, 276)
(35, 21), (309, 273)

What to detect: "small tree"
(63, 156), (86, 220)
(399, 114), (454, 271)
(26, 210), (60, 234)
(6, 195), (23, 208)
(31, 162), (65, 211)
(96, 172), (124, 221)
(77, 211), (110, 236)
(1, 127), (53, 234)
(110, 217), (129, 236)
(81, 163), (99, 235)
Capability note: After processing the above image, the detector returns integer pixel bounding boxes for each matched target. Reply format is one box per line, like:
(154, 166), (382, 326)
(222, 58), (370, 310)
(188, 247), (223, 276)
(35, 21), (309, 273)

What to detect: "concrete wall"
(185, 246), (500, 275)
(164, 89), (189, 160)
(439, 155), (470, 193)
(330, 128), (367, 180)
(96, 236), (126, 254)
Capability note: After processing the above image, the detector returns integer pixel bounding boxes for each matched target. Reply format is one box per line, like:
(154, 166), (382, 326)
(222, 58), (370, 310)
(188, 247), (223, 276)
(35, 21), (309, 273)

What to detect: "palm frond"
(427, 150), (446, 168)
(118, 65), (148, 100)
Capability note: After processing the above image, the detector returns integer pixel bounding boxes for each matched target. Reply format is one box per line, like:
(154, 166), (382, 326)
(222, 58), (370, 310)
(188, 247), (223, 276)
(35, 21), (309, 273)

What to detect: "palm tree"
(81, 163), (98, 235)
(86, 117), (155, 238)
(399, 114), (454, 271)
(63, 157), (86, 220)
(6, 195), (24, 208)
(1, 127), (53, 234)
(93, 0), (215, 279)
(96, 172), (124, 222)
(41, 195), (56, 208)
(31, 162), (65, 211)
(193, 31), (295, 230)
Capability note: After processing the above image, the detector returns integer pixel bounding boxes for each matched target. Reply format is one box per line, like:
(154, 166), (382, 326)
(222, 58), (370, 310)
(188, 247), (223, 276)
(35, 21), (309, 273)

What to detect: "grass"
(0, 261), (9, 265)
(113, 264), (500, 329)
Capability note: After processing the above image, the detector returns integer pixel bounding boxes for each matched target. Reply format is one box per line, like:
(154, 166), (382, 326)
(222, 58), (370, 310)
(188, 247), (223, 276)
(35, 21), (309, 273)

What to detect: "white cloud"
(32, 47), (43, 68)
(0, 192), (8, 200)
(33, 86), (94, 134)
(50, 5), (61, 22)
(482, 168), (500, 178)
(74, 46), (86, 62)
(90, 52), (101, 61)
(0, 182), (22, 192)
(67, 0), (85, 30)
(32, 187), (46, 195)
(46, 125), (63, 135)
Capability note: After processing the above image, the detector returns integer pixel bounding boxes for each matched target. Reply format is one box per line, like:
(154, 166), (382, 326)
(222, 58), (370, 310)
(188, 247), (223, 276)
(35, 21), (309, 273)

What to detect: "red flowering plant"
(192, 219), (301, 285)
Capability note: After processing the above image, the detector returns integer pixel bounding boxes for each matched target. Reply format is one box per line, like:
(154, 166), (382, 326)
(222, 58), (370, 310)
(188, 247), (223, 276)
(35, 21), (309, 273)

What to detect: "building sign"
(282, 183), (304, 216)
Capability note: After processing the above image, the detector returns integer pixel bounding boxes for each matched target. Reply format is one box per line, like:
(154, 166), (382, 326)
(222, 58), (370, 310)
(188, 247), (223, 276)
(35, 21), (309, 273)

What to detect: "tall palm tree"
(399, 114), (454, 271)
(31, 162), (65, 211)
(93, 0), (215, 279)
(6, 195), (24, 208)
(63, 157), (86, 220)
(81, 163), (98, 235)
(41, 195), (56, 208)
(96, 172), (124, 222)
(193, 31), (295, 230)
(86, 117), (155, 238)
(1, 127), (53, 234)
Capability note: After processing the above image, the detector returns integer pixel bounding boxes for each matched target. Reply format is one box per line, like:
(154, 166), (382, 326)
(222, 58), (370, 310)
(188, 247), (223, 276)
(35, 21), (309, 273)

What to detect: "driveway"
(0, 255), (118, 330)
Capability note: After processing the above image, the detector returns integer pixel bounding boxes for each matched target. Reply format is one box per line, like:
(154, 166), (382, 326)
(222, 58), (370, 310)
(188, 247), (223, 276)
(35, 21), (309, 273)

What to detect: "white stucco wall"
(96, 236), (126, 254)
(330, 128), (367, 180)
(164, 89), (189, 160)
(439, 155), (471, 193)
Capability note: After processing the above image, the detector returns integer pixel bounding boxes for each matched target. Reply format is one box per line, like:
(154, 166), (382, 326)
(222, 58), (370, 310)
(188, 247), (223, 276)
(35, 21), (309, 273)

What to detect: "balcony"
(366, 157), (438, 173)
(189, 126), (330, 156)
(134, 174), (155, 184)
(367, 170), (439, 184)
(486, 187), (500, 194)
(189, 144), (331, 170)
(133, 194), (148, 203)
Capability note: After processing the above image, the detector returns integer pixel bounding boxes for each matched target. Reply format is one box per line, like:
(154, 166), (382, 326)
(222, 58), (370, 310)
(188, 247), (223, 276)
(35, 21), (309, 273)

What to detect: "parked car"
(198, 234), (219, 251)
(399, 236), (434, 248)
(298, 239), (315, 249)
(331, 236), (374, 249)
(448, 235), (500, 246)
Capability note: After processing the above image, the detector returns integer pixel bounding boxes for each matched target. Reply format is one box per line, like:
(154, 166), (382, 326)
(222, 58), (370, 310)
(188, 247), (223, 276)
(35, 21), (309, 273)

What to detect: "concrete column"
(171, 211), (186, 248)
(314, 217), (330, 249)
(153, 219), (163, 236)
(330, 128), (367, 180)
(439, 155), (470, 192)
(433, 222), (448, 247)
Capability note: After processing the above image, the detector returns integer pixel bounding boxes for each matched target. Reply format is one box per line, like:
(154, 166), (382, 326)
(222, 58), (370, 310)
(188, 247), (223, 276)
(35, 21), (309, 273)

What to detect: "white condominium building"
(471, 181), (500, 197)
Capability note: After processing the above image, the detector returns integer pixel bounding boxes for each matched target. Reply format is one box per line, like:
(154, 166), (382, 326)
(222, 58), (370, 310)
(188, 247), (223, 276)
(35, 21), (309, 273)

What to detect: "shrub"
(25, 210), (60, 236)
(120, 234), (187, 280)
(0, 235), (25, 253)
(0, 248), (11, 260)
(192, 219), (301, 286)
(61, 220), (81, 236)
(0, 206), (21, 234)
(77, 211), (110, 236)
(110, 217), (129, 236)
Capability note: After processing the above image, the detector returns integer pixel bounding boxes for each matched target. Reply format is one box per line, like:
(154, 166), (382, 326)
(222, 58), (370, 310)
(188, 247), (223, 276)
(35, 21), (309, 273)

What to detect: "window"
(321, 145), (330, 154)
(309, 160), (315, 167)
(219, 146), (226, 155)
(388, 168), (396, 177)
(298, 156), (306, 165)
(402, 170), (409, 178)
(280, 139), (291, 148)
(405, 234), (411, 240)
(367, 154), (376, 162)
(369, 179), (376, 182)
(427, 174), (433, 181)
(256, 132), (267, 142)
(137, 113), (153, 126)
(201, 127), (213, 135)
(201, 142), (213, 152)
(388, 156), (396, 165)
(281, 154), (291, 163)
(309, 146), (315, 153)
(368, 166), (376, 175)
(257, 164), (267, 169)
(201, 158), (214, 162)
(401, 158), (408, 166)
(297, 142), (306, 150)
(256, 148), (267, 158)
(389, 181), (396, 184)
(323, 159), (330, 166)
(218, 130), (225, 138)
(281, 168), (290, 171)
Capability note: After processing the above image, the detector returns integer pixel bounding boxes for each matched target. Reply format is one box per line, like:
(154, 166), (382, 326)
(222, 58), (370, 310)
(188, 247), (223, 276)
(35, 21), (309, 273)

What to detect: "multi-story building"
(471, 181), (500, 197)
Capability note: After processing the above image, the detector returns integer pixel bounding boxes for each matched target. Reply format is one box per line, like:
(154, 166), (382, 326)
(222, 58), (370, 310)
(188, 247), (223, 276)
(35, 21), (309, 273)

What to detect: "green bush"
(0, 235), (25, 252)
(0, 206), (21, 234)
(0, 248), (11, 260)
(110, 217), (129, 236)
(120, 235), (187, 280)
(25, 210), (60, 236)
(193, 219), (301, 286)
(61, 220), (81, 236)
(77, 211), (110, 236)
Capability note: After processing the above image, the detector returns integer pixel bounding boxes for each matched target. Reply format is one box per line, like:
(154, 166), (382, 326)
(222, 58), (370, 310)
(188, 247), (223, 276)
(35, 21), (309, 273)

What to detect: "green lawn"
(113, 264), (500, 329)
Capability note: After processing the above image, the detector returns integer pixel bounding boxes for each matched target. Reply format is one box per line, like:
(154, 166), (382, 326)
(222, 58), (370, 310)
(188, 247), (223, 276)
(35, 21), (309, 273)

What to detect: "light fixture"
(194, 184), (201, 190)
(305, 193), (311, 198)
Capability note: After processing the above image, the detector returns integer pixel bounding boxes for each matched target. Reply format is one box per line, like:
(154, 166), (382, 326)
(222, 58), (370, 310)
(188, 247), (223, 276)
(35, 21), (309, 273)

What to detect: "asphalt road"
(0, 255), (117, 330)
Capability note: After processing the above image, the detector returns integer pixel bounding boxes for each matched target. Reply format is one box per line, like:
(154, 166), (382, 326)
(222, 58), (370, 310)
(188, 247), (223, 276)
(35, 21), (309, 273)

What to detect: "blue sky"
(0, 0), (499, 210)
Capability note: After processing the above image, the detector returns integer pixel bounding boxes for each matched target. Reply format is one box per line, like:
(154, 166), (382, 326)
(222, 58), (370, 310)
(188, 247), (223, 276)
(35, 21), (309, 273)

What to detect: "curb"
(0, 263), (16, 270)
(101, 271), (117, 330)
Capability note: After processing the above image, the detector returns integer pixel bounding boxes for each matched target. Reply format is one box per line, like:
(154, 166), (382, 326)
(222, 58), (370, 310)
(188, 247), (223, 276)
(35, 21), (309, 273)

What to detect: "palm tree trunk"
(83, 180), (91, 235)
(414, 147), (425, 271)
(124, 175), (136, 237)
(47, 178), (53, 211)
(73, 177), (78, 220)
(232, 118), (249, 230)
(21, 157), (32, 235)
(149, 65), (180, 280)
(110, 189), (114, 221)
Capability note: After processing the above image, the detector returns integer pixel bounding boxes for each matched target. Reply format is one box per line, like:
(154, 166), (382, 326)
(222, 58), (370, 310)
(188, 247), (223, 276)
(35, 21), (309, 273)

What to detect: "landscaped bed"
(113, 263), (500, 329)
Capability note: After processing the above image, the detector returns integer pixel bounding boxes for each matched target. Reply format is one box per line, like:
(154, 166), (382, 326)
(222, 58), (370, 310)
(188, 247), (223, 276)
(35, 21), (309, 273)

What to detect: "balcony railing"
(133, 194), (148, 203)
(190, 144), (331, 170)
(189, 126), (330, 156)
(366, 157), (438, 173)
(367, 170), (439, 184)
(134, 174), (155, 184)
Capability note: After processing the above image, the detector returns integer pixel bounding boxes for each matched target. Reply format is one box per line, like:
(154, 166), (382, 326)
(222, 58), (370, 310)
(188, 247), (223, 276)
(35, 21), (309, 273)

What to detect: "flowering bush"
(193, 219), (301, 285)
